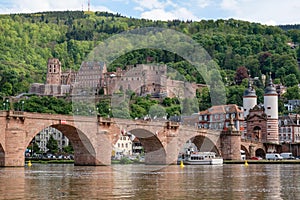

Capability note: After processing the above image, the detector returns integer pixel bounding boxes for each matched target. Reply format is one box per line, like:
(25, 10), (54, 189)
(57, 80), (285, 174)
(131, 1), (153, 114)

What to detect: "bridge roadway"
(0, 110), (263, 167)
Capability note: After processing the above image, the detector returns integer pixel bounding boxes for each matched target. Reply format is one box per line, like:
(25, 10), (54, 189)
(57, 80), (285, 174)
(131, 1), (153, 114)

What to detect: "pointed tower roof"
(264, 72), (277, 95)
(243, 72), (256, 97)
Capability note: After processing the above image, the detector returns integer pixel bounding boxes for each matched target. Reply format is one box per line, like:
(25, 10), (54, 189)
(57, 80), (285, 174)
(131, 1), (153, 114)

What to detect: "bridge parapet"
(4, 110), (25, 121)
(98, 116), (112, 127)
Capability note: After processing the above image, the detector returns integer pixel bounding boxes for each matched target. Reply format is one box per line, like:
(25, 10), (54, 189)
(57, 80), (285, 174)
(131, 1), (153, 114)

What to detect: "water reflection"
(1, 164), (300, 199)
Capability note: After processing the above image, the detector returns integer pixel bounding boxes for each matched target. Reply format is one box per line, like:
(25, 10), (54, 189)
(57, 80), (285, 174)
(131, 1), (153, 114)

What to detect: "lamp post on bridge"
(21, 100), (24, 111)
(3, 99), (9, 111)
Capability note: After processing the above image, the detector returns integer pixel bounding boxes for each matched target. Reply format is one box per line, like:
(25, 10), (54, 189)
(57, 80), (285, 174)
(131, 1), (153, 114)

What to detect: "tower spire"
(247, 70), (252, 89)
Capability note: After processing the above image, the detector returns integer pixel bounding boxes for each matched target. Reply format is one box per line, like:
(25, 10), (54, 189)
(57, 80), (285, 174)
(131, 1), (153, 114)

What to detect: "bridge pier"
(220, 128), (242, 160)
(3, 129), (27, 167)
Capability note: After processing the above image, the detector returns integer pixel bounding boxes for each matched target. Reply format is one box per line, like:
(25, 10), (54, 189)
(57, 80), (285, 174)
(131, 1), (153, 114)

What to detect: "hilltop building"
(29, 59), (203, 98)
(100, 64), (200, 98)
(29, 58), (77, 96)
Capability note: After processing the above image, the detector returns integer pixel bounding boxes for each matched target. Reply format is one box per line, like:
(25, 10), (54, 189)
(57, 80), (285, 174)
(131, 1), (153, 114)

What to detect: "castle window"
(267, 107), (271, 109)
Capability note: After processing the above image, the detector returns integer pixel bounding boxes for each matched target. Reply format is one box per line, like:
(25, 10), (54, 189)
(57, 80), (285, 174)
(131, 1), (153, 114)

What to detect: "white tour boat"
(182, 151), (223, 165)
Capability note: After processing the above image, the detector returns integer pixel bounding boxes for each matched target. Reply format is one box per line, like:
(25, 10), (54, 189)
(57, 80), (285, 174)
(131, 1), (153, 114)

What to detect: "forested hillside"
(0, 11), (300, 114)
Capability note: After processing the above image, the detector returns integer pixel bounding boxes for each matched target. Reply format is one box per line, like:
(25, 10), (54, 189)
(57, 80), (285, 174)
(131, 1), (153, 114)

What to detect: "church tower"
(46, 58), (61, 85)
(264, 73), (279, 144)
(243, 75), (257, 118)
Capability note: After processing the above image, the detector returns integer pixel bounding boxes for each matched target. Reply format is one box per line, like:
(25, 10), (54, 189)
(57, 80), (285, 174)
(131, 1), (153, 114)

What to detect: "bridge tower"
(220, 117), (242, 160)
(243, 75), (257, 118)
(264, 73), (279, 147)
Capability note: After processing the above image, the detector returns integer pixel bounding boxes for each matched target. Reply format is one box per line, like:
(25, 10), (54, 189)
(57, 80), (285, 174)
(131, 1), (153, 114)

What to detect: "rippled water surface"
(1, 164), (300, 199)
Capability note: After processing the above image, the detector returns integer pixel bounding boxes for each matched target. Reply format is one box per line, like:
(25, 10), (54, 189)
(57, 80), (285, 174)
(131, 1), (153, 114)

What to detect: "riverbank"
(224, 160), (300, 164)
(25, 159), (300, 165)
(26, 159), (74, 164)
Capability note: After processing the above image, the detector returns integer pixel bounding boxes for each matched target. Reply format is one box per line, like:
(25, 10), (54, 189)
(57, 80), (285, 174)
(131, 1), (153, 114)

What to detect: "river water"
(0, 164), (300, 199)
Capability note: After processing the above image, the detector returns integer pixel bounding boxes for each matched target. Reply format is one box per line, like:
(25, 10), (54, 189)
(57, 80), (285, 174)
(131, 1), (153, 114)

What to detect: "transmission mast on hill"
(88, 0), (90, 12)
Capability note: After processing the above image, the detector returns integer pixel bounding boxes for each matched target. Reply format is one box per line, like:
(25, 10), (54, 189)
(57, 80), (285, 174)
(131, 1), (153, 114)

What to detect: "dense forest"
(0, 11), (300, 116)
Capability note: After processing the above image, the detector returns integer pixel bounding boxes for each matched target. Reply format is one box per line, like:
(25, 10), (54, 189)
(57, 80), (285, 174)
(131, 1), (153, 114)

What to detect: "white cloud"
(140, 7), (199, 21)
(134, 6), (144, 12)
(0, 0), (113, 15)
(140, 9), (174, 20)
(133, 0), (165, 10)
(92, 6), (114, 13)
(196, 0), (213, 8)
(217, 0), (300, 25)
(220, 0), (239, 12)
(1, 0), (83, 13)
(0, 0), (300, 25)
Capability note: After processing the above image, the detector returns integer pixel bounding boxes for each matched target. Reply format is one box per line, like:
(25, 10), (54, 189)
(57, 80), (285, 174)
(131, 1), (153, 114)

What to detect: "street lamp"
(6, 99), (9, 110)
(21, 100), (24, 111)
(108, 108), (111, 118)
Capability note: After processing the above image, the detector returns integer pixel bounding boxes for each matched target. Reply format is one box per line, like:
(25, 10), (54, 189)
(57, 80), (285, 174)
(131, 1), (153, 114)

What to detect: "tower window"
(267, 107), (271, 109)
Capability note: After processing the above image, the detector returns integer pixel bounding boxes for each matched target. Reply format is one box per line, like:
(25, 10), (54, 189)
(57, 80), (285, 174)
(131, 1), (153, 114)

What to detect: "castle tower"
(46, 58), (61, 85)
(264, 73), (279, 144)
(243, 76), (257, 118)
(220, 116), (242, 160)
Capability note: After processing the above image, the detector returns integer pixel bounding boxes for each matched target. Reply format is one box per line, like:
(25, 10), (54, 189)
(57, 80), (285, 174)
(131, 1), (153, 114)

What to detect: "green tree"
(284, 74), (299, 87)
(284, 86), (300, 100)
(63, 143), (74, 154)
(33, 143), (41, 154)
(149, 104), (166, 119)
(46, 135), (59, 154)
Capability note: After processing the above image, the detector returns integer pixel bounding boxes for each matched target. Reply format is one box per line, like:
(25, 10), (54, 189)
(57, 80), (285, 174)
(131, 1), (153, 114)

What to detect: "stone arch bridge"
(0, 110), (263, 167)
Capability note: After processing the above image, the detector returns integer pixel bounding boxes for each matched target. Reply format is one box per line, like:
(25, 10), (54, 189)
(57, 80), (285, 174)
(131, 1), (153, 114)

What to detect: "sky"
(0, 0), (299, 25)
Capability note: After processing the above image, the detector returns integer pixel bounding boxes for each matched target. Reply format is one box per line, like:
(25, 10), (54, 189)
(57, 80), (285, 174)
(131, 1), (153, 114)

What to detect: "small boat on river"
(183, 151), (223, 165)
(179, 147), (223, 165)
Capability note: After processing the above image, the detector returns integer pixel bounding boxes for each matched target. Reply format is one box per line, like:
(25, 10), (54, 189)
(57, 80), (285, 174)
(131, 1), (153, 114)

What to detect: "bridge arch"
(125, 128), (166, 164)
(174, 128), (222, 163)
(51, 124), (97, 165)
(23, 119), (108, 166)
(191, 135), (221, 155)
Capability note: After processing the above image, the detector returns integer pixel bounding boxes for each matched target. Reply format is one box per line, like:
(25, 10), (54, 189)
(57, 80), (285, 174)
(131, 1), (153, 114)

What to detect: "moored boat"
(182, 151), (223, 165)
